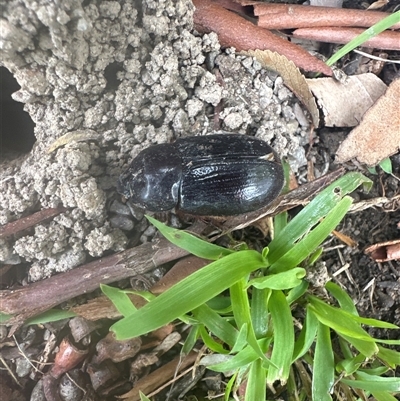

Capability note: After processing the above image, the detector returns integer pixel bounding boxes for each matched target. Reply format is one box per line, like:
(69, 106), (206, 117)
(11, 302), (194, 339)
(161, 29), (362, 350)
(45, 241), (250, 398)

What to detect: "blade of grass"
(25, 309), (76, 325)
(312, 322), (334, 401)
(270, 197), (353, 273)
(341, 372), (400, 392)
(249, 268), (306, 290)
(111, 250), (266, 339)
(309, 296), (398, 330)
(251, 287), (270, 339)
(246, 358), (266, 401)
(208, 342), (266, 372)
(101, 284), (137, 317)
(267, 290), (294, 384)
(325, 281), (358, 315)
(268, 172), (371, 264)
(371, 391), (399, 401)
(326, 11), (400, 66)
(192, 303), (238, 348)
(292, 307), (318, 362)
(231, 278), (275, 367)
(146, 215), (232, 259)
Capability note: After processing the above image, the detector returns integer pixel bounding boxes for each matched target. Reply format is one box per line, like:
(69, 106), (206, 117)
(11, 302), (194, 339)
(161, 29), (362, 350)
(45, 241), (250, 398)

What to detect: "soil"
(0, 0), (399, 400)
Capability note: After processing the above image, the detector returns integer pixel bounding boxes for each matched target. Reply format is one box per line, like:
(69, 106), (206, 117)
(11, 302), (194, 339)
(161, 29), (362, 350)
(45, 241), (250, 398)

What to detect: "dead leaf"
(306, 73), (387, 127)
(367, 0), (389, 10)
(245, 49), (319, 127)
(365, 238), (400, 262)
(336, 78), (400, 166)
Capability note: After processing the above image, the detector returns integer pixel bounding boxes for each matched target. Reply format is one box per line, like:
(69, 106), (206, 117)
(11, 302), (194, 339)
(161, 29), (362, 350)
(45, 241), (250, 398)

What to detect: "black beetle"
(117, 133), (284, 216)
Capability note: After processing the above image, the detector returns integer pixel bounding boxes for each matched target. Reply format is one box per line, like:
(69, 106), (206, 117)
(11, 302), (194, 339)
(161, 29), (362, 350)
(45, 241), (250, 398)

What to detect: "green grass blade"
(231, 278), (274, 367)
(312, 322), (334, 401)
(101, 284), (137, 317)
(146, 215), (232, 259)
(286, 280), (309, 305)
(325, 281), (358, 315)
(249, 268), (306, 290)
(111, 250), (266, 339)
(326, 11), (400, 66)
(338, 333), (378, 358)
(341, 372), (400, 392)
(251, 287), (270, 339)
(139, 391), (151, 401)
(310, 296), (398, 330)
(270, 197), (353, 273)
(246, 358), (266, 401)
(292, 306), (318, 362)
(25, 309), (76, 325)
(199, 325), (229, 354)
(377, 345), (400, 369)
(371, 391), (399, 401)
(268, 172), (371, 264)
(0, 313), (12, 324)
(182, 325), (199, 356)
(267, 290), (294, 384)
(192, 304), (238, 348)
(208, 343), (263, 372)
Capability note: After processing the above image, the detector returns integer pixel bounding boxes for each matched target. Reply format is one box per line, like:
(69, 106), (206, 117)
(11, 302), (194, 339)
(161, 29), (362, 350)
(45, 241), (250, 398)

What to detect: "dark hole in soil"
(0, 66), (36, 155)
(104, 61), (123, 91)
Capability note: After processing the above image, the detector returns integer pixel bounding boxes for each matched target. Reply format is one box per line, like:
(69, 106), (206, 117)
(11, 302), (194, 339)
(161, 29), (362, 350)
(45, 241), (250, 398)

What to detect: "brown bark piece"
(293, 27), (400, 51)
(336, 79), (400, 166)
(193, 0), (333, 76)
(253, 4), (400, 30)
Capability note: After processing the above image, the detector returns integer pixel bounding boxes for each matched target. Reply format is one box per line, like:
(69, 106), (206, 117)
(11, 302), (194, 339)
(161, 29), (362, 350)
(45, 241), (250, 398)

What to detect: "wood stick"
(0, 238), (189, 323)
(0, 207), (67, 239)
(193, 0), (333, 75)
(253, 4), (400, 30)
(293, 27), (400, 51)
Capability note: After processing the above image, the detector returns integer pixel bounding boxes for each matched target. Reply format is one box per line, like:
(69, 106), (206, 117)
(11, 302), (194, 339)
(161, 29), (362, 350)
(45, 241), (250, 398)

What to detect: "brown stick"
(193, 0), (333, 76)
(0, 238), (189, 321)
(253, 4), (400, 30)
(0, 207), (67, 239)
(293, 27), (400, 51)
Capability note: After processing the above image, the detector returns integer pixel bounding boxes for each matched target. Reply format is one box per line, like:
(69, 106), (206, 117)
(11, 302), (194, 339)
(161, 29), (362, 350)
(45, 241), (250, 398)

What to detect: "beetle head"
(117, 144), (182, 212)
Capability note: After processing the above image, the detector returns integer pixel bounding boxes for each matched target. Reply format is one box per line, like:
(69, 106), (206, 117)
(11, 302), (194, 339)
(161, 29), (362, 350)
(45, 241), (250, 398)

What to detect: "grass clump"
(106, 172), (400, 401)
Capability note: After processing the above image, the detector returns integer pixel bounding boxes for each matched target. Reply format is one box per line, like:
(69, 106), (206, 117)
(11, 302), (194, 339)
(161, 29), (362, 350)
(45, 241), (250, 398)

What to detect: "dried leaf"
(246, 49), (319, 127)
(306, 73), (387, 127)
(367, 0), (389, 10)
(336, 78), (400, 166)
(365, 238), (400, 262)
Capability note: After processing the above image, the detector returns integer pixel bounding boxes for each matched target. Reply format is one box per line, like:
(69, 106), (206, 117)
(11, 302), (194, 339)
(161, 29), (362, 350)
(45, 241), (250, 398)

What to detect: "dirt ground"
(0, 0), (399, 400)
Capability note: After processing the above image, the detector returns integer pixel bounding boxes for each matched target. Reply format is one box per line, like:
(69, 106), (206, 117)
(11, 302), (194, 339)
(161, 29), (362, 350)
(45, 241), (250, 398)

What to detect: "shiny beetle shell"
(117, 134), (284, 216)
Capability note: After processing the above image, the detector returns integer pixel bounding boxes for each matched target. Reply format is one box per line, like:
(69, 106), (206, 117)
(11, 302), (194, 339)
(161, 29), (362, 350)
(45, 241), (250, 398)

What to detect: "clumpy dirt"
(0, 0), (399, 400)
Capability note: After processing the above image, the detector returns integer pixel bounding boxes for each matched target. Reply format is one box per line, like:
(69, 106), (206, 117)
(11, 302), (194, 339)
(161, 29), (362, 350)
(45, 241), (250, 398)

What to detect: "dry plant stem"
(193, 0), (333, 76)
(252, 4), (400, 30)
(0, 207), (67, 239)
(0, 238), (189, 321)
(293, 27), (400, 51)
